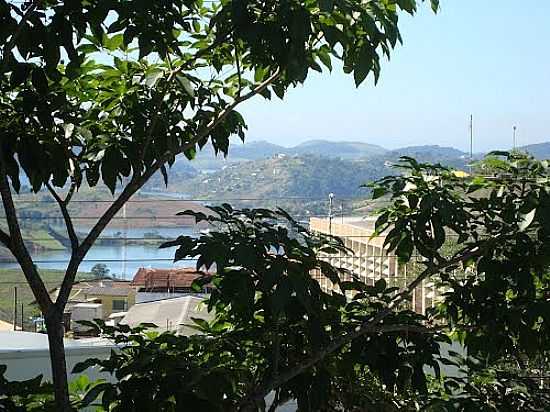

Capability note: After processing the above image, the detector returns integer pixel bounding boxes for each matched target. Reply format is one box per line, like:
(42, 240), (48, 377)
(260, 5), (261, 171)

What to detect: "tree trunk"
(45, 309), (72, 412)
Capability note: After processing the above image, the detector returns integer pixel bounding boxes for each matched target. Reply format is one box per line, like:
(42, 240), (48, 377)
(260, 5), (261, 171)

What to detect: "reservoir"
(0, 226), (199, 279)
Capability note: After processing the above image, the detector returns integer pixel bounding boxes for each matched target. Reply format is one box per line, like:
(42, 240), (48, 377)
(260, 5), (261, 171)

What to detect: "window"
(112, 299), (127, 312)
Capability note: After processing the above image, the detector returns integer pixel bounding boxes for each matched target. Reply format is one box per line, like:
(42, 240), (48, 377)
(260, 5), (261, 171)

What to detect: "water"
(0, 226), (199, 279)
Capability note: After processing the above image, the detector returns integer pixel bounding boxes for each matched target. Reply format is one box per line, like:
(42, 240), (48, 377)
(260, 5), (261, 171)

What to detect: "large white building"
(309, 216), (439, 314)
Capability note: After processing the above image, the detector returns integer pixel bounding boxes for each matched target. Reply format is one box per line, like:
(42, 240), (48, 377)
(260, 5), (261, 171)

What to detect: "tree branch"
(204, 69), (281, 133)
(64, 180), (77, 204)
(46, 182), (79, 251)
(1, 0), (40, 71)
(55, 68), (282, 307)
(0, 150), (52, 313)
(0, 228), (11, 249)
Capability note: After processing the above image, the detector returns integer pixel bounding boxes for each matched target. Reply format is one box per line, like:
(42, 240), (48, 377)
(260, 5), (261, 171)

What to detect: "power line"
(10, 195), (367, 204)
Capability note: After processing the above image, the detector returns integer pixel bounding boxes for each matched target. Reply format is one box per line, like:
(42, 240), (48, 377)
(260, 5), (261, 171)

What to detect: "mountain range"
(179, 139), (485, 173)
(152, 139), (550, 206)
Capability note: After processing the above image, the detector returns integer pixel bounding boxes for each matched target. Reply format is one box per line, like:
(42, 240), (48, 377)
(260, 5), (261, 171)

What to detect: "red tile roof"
(131, 268), (210, 289)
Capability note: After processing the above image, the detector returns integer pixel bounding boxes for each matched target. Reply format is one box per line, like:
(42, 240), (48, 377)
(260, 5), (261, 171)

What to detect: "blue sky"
(240, 0), (550, 152)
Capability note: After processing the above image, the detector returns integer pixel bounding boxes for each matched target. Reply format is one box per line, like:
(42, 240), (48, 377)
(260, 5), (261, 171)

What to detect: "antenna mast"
(469, 114), (473, 173)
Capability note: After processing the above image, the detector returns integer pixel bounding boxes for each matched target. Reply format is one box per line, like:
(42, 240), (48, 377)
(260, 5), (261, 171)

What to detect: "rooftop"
(0, 331), (113, 352)
(121, 295), (213, 335)
(131, 267), (210, 289)
(84, 286), (133, 297)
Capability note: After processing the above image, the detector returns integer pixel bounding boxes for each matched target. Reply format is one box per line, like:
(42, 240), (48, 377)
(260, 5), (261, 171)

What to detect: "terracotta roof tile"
(131, 267), (210, 289)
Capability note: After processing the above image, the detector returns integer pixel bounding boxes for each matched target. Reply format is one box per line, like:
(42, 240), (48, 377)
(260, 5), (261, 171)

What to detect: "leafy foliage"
(0, 366), (98, 412)
(70, 206), (446, 411)
(4, 152), (550, 411)
(0, 1), (440, 408)
(369, 152), (550, 409)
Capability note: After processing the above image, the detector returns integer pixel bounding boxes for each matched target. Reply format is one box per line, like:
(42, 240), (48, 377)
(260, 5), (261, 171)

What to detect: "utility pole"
(469, 114), (474, 173)
(122, 203), (127, 279)
(20, 303), (24, 332)
(328, 193), (334, 235)
(513, 125), (517, 150)
(13, 287), (17, 331)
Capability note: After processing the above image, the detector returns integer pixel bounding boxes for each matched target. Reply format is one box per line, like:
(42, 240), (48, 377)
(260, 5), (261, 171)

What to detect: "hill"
(386, 145), (469, 169)
(179, 155), (388, 201)
(519, 142), (550, 159)
(186, 139), (389, 171)
(288, 140), (388, 158)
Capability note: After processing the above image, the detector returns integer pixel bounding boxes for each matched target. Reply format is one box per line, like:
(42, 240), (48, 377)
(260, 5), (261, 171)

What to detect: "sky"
(239, 0), (550, 152)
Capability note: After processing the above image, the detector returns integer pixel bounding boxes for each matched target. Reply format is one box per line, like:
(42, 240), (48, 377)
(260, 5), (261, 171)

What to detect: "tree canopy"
(0, 0), (441, 410)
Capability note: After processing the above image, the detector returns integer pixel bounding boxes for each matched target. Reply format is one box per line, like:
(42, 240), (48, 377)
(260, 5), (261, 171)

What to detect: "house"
(0, 319), (16, 331)
(80, 282), (136, 318)
(131, 267), (211, 303)
(121, 295), (213, 335)
(46, 278), (136, 328)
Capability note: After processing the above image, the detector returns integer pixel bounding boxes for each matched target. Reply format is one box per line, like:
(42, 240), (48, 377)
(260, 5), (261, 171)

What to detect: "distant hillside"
(229, 141), (287, 160)
(166, 143), (474, 203)
(288, 140), (388, 158)
(187, 139), (389, 171)
(386, 145), (469, 169)
(179, 156), (388, 200)
(520, 142), (550, 159)
(390, 145), (466, 159)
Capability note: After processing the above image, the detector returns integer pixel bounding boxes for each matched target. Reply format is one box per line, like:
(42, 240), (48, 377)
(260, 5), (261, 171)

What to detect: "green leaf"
(103, 33), (124, 51)
(374, 278), (387, 293)
(354, 44), (373, 86)
(518, 208), (536, 232)
(177, 74), (195, 97)
(10, 64), (31, 87)
(31, 68), (49, 94)
(145, 69), (164, 87)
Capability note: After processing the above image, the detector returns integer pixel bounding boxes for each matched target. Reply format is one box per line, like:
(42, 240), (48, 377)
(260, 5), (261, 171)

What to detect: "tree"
(0, 0), (439, 409)
(90, 264), (110, 279)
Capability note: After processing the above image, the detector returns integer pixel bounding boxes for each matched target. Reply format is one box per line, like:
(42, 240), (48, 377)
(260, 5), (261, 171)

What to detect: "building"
(121, 295), (213, 335)
(309, 216), (438, 314)
(0, 319), (16, 332)
(80, 282), (136, 318)
(47, 278), (136, 330)
(131, 267), (211, 303)
(0, 331), (115, 382)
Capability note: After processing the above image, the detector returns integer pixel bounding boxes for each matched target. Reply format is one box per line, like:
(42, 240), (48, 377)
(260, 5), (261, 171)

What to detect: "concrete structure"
(71, 303), (103, 333)
(121, 295), (212, 335)
(0, 331), (115, 382)
(310, 216), (439, 314)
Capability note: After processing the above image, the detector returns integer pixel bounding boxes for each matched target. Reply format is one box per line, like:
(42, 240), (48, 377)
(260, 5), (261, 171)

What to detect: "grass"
(23, 228), (66, 250)
(0, 268), (92, 327)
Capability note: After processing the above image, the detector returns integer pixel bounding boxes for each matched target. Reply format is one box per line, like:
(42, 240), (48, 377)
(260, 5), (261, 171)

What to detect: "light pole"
(328, 193), (334, 235)
(513, 125), (517, 150)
